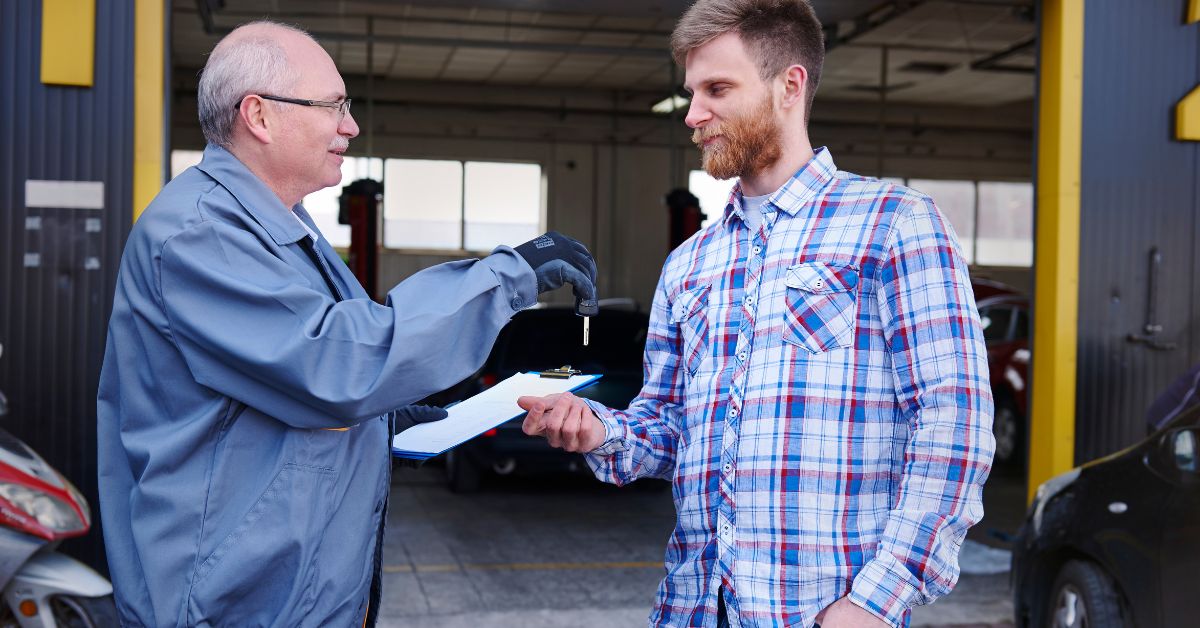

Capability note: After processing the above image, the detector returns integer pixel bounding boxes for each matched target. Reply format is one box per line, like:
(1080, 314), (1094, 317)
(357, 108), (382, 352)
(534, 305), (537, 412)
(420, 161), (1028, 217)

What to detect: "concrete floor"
(378, 463), (1027, 628)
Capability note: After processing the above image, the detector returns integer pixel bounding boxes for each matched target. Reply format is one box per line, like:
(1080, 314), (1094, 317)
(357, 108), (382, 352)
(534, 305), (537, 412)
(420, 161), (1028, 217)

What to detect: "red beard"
(691, 96), (783, 180)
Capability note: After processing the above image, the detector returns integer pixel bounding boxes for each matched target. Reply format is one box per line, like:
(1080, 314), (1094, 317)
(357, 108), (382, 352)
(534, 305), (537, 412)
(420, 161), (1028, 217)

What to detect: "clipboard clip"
(539, 365), (581, 379)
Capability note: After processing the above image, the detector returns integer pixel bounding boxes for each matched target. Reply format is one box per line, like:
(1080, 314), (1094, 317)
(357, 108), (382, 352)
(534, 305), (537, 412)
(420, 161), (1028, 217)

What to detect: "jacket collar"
(721, 146), (837, 228)
(196, 144), (310, 246)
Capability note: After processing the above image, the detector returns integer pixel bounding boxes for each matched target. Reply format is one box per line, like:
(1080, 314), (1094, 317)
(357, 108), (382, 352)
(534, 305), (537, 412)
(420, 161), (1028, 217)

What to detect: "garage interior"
(160, 1), (1038, 624)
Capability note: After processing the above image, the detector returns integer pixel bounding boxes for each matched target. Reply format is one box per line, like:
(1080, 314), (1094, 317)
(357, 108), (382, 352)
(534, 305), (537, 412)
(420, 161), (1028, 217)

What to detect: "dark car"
(439, 302), (650, 492)
(973, 278), (1031, 471)
(1011, 405), (1200, 627)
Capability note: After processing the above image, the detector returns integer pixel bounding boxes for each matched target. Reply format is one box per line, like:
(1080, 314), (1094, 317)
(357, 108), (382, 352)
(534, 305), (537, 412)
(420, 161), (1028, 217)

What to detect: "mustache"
(691, 127), (720, 147)
(329, 138), (350, 152)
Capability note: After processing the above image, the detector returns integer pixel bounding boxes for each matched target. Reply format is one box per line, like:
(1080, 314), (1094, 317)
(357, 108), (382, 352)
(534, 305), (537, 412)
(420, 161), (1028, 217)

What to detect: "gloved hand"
(391, 404), (448, 435)
(514, 232), (599, 316)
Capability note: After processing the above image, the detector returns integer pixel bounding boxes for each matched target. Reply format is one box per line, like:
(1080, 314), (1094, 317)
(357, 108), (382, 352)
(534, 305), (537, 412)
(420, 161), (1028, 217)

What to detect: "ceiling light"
(652, 95), (689, 114)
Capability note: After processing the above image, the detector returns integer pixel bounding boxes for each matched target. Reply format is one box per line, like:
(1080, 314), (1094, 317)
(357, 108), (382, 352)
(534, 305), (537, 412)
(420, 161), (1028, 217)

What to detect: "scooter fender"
(5, 551), (112, 598)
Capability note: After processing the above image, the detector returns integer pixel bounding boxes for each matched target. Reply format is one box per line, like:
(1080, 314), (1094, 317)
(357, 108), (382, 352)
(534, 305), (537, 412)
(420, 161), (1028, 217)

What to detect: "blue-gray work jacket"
(97, 144), (536, 626)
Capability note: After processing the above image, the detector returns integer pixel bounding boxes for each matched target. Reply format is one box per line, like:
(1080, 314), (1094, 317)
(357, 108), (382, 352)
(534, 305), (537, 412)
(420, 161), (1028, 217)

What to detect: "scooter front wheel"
(47, 595), (117, 628)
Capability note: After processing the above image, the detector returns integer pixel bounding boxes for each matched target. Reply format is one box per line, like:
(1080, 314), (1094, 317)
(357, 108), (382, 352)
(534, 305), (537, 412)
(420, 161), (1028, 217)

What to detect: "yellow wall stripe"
(1178, 2), (1200, 138)
(41, 0), (95, 87)
(1029, 0), (1084, 504)
(133, 0), (166, 221)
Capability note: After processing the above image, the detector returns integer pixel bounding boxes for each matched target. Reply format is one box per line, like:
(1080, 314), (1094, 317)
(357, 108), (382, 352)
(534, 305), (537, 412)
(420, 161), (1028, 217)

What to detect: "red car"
(973, 278), (1030, 472)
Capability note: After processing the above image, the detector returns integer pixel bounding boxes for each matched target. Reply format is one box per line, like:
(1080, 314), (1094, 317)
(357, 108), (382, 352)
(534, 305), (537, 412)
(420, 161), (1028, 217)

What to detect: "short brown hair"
(671, 0), (825, 118)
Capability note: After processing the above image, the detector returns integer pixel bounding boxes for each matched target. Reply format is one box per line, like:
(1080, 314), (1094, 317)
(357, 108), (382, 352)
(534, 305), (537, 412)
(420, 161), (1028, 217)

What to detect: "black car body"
(1011, 406), (1200, 627)
(440, 303), (649, 491)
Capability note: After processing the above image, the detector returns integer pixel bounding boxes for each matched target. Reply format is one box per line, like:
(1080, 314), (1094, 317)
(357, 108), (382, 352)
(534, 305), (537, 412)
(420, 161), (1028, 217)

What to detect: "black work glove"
(391, 404), (448, 436)
(514, 231), (599, 316)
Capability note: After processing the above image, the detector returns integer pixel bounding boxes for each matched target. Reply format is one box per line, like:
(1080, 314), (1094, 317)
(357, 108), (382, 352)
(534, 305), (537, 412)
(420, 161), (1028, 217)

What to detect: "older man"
(519, 1), (994, 626)
(98, 21), (596, 627)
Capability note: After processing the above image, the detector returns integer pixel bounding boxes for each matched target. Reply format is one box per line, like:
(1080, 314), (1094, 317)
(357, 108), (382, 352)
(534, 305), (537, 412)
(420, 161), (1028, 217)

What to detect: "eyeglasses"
(237, 94), (352, 120)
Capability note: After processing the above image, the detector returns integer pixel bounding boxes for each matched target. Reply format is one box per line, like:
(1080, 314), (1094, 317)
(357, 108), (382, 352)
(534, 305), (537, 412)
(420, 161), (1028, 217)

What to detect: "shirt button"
(753, 245), (762, 255)
(728, 409), (738, 418)
(744, 295), (754, 305)
(814, 279), (824, 289)
(737, 351), (747, 362)
(723, 463), (732, 473)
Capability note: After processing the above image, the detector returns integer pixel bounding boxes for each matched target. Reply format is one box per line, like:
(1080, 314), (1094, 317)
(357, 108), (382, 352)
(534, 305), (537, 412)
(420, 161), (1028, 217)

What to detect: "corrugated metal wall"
(1076, 0), (1200, 462)
(0, 0), (134, 571)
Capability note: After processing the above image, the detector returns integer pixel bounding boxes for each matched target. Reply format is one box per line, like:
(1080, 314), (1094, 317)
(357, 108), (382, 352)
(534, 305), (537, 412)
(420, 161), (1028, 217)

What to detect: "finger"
(518, 397), (547, 435)
(517, 395), (550, 411)
(561, 266), (597, 303)
(542, 397), (572, 448)
(410, 406), (448, 423)
(562, 402), (586, 452)
(569, 240), (597, 276)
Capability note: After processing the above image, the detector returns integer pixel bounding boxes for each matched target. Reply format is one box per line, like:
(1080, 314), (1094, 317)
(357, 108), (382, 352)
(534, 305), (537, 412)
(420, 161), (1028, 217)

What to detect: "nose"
(340, 110), (360, 138)
(684, 97), (710, 129)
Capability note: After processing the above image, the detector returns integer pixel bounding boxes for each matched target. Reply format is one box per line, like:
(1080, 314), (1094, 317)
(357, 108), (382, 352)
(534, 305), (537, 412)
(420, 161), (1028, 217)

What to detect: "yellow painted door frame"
(134, 0), (166, 221)
(1028, 0), (1084, 503)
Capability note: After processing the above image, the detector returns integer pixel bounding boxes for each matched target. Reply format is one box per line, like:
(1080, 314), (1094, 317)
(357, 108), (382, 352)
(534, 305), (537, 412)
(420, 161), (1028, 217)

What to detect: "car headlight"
(0, 482), (84, 533)
(1031, 468), (1080, 535)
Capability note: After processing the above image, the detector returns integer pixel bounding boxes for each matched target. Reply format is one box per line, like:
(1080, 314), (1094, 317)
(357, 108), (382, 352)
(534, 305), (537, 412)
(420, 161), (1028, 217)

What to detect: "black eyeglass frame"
(235, 94), (352, 118)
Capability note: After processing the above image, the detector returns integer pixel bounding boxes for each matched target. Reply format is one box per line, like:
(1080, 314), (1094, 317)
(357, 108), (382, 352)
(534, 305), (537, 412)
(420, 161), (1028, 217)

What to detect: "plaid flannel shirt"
(585, 148), (994, 627)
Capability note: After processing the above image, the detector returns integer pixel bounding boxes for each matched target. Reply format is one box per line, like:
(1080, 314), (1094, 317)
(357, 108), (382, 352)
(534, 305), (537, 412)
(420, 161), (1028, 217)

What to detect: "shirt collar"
(721, 146), (838, 228)
(196, 144), (311, 246)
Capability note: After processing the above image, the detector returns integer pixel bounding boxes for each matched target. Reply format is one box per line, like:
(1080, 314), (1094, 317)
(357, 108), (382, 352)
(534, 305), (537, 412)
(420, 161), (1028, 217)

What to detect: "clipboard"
(391, 370), (601, 460)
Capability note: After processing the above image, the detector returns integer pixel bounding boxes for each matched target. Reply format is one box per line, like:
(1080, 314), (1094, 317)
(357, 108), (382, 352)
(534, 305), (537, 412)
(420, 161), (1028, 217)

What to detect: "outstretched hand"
(518, 392), (606, 453)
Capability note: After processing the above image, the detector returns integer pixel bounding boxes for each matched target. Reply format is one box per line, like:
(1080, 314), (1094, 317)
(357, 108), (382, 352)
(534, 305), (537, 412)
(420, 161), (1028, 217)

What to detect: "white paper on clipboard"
(391, 371), (600, 460)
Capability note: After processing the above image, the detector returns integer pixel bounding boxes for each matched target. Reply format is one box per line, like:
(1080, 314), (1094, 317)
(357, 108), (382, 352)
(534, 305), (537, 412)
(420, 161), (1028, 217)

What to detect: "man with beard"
(518, 1), (994, 626)
(98, 21), (598, 627)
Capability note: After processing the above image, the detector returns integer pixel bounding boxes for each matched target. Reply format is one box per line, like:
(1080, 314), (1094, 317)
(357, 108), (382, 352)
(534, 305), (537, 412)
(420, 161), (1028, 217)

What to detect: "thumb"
(408, 405), (448, 423)
(516, 396), (543, 411)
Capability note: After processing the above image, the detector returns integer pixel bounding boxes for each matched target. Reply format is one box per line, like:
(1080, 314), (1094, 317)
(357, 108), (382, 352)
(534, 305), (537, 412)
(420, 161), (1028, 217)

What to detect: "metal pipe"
(877, 46), (889, 177)
(366, 16), (375, 160)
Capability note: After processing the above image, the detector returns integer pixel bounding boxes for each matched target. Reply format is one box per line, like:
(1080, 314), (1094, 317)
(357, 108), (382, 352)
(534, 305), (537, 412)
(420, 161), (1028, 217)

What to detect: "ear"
(778, 64), (809, 112)
(236, 95), (275, 145)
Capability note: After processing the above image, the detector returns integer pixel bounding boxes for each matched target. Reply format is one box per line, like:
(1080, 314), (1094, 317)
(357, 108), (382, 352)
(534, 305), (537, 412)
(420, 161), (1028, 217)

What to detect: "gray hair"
(197, 21), (310, 147)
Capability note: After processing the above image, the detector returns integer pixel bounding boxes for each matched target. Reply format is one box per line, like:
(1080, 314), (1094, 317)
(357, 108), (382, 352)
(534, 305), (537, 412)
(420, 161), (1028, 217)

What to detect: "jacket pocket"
(782, 262), (860, 354)
(670, 285), (711, 375)
(188, 463), (336, 626)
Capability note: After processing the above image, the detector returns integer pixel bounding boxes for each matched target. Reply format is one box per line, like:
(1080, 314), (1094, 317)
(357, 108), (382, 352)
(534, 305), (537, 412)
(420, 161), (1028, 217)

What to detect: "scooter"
(0, 343), (116, 628)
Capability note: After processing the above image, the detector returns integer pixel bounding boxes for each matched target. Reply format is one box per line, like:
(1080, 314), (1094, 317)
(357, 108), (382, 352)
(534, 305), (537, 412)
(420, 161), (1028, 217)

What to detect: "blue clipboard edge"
(391, 372), (603, 460)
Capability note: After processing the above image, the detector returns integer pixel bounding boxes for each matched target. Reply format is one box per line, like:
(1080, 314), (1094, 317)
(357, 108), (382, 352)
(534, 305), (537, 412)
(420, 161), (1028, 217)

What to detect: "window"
(689, 169), (737, 228)
(168, 150), (381, 248)
(463, 162), (541, 251)
(977, 182), (1034, 267)
(978, 305), (1015, 344)
(304, 157), (382, 248)
(383, 159), (463, 250)
(384, 158), (543, 251)
(908, 179), (977, 263)
(170, 150), (203, 179)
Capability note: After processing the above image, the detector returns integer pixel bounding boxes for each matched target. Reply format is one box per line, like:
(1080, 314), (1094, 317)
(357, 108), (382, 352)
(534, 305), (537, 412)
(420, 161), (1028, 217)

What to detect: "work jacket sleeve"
(159, 219), (537, 429)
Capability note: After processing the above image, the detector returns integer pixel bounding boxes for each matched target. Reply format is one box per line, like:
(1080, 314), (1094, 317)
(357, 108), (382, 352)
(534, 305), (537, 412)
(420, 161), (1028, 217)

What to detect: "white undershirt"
(739, 193), (771, 231)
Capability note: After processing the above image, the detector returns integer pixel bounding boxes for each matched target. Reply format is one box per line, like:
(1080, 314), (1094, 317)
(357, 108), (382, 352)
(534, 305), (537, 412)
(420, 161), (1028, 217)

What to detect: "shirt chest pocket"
(670, 284), (711, 375)
(782, 262), (861, 354)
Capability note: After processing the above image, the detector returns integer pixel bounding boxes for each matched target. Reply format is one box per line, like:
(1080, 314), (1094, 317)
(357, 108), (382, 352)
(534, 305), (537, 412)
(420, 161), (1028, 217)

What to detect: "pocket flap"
(784, 262), (860, 294)
(670, 284), (711, 323)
